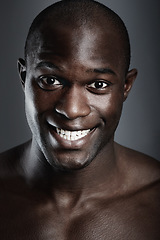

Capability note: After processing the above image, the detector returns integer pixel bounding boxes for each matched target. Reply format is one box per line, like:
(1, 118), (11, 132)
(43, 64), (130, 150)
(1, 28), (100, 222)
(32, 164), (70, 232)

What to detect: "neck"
(22, 138), (122, 207)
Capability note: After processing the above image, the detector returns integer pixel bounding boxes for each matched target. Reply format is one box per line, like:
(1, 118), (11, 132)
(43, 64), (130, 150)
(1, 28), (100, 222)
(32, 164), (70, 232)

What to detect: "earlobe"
(123, 68), (138, 101)
(17, 58), (26, 89)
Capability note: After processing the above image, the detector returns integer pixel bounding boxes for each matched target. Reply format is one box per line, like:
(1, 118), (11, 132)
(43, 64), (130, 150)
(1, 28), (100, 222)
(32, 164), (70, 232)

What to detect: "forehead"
(28, 19), (126, 75)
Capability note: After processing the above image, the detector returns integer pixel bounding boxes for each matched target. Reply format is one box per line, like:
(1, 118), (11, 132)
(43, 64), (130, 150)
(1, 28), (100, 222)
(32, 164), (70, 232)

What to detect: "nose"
(55, 85), (91, 120)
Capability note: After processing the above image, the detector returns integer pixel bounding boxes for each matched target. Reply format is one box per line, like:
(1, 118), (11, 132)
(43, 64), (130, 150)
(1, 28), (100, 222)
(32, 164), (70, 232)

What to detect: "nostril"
(55, 107), (70, 119)
(54, 87), (91, 120)
(55, 99), (91, 120)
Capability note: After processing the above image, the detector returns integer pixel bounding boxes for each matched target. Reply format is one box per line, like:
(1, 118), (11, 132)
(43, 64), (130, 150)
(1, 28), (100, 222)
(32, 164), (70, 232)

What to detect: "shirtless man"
(0, 0), (160, 239)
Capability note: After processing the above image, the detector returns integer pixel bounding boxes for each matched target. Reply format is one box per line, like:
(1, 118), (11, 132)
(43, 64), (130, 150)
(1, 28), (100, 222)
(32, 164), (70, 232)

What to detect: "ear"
(17, 58), (26, 90)
(123, 68), (137, 101)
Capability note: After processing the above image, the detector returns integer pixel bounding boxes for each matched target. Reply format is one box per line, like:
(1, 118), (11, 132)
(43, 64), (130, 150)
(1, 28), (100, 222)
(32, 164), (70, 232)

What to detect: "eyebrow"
(36, 62), (116, 76)
(35, 61), (61, 70)
(92, 68), (116, 75)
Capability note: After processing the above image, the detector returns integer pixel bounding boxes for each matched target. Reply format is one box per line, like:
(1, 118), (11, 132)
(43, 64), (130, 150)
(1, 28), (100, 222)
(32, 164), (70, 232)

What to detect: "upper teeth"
(56, 128), (90, 141)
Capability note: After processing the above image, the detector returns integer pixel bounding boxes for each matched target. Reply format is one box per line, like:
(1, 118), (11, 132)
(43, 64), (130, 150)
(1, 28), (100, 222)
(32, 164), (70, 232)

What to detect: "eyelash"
(88, 81), (109, 89)
(37, 75), (111, 93)
(37, 76), (62, 90)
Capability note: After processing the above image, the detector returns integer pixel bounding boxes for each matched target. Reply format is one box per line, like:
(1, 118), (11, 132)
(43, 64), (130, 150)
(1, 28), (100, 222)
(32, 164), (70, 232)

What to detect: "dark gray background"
(0, 0), (160, 160)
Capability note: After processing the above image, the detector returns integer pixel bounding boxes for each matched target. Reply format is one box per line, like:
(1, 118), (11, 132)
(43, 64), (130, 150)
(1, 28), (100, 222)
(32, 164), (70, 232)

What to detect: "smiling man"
(0, 0), (160, 239)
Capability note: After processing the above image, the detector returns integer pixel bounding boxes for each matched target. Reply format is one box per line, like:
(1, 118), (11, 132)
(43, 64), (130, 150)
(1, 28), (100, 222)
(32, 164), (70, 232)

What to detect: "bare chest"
(0, 192), (160, 240)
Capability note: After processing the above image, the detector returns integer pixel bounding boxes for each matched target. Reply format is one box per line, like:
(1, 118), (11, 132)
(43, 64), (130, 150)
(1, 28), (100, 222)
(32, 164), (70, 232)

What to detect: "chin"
(45, 149), (94, 172)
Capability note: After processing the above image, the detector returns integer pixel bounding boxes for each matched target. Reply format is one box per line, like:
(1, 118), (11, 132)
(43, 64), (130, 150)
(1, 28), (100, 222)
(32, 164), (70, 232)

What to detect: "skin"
(0, 11), (160, 240)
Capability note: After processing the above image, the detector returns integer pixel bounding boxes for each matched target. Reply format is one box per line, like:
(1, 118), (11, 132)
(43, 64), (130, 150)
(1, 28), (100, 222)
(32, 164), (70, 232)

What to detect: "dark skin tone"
(0, 15), (160, 240)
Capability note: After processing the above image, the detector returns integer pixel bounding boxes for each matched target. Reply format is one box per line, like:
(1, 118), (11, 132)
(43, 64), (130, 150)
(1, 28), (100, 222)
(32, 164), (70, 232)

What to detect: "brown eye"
(40, 76), (60, 85)
(89, 80), (109, 89)
(37, 76), (62, 90)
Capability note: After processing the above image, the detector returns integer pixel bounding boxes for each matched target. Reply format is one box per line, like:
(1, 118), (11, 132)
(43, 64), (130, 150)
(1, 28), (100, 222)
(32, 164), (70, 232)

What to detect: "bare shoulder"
(106, 143), (160, 239)
(115, 142), (160, 191)
(0, 141), (31, 177)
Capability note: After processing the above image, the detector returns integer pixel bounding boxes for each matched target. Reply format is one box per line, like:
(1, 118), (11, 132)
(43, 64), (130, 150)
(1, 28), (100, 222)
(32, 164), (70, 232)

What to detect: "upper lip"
(48, 122), (93, 132)
(47, 119), (96, 132)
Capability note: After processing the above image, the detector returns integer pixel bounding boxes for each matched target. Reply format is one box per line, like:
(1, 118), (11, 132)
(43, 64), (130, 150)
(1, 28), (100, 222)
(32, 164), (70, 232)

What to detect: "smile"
(56, 128), (91, 141)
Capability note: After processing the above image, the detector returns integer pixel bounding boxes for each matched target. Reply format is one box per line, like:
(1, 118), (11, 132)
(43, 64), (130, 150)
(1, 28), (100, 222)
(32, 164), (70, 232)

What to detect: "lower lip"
(48, 125), (96, 149)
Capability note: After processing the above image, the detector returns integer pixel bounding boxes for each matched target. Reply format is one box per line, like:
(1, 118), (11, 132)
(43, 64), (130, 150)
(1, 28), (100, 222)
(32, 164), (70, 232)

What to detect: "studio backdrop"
(0, 0), (160, 160)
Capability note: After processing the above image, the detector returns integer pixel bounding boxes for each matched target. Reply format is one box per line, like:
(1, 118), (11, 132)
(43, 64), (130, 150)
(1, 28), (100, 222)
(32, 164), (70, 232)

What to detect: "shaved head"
(19, 0), (138, 172)
(25, 0), (131, 72)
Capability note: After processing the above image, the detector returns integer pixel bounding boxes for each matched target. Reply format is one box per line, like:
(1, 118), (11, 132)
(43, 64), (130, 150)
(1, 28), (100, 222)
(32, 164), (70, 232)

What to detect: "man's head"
(18, 0), (137, 171)
(25, 0), (131, 73)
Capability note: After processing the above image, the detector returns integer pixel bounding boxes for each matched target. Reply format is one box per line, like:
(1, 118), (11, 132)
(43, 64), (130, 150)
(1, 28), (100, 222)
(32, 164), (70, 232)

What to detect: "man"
(0, 0), (160, 239)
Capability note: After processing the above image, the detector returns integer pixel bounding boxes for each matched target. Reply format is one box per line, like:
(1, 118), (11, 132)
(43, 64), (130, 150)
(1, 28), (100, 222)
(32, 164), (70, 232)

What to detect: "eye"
(37, 75), (62, 90)
(89, 81), (109, 89)
(87, 80), (111, 94)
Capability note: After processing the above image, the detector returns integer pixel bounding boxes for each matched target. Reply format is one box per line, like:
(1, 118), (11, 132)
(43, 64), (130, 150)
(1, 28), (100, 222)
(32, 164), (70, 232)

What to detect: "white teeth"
(56, 128), (90, 141)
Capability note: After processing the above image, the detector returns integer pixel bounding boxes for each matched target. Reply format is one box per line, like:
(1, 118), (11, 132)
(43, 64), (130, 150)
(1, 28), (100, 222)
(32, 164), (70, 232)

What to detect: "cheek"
(24, 79), (47, 133)
(94, 91), (123, 129)
(24, 84), (39, 135)
(25, 79), (50, 116)
(24, 79), (61, 135)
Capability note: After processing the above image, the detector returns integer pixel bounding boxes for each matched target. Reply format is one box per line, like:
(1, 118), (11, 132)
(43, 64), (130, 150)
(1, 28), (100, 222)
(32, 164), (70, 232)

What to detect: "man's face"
(23, 21), (133, 171)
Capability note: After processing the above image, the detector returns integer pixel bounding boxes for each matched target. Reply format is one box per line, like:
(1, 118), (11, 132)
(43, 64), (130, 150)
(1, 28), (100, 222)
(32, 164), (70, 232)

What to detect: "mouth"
(56, 128), (91, 141)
